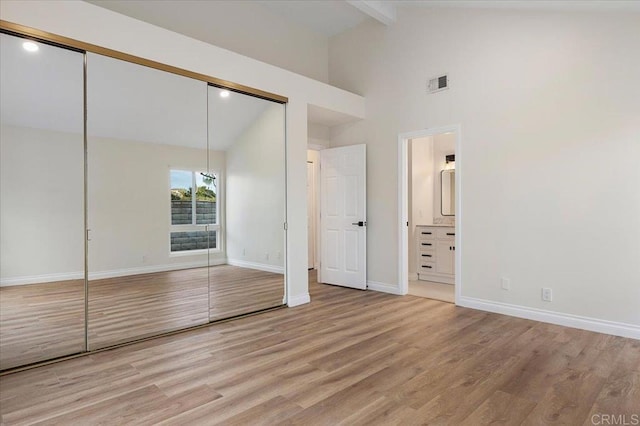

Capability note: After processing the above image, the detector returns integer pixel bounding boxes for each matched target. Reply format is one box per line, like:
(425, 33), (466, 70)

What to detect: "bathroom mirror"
(441, 169), (455, 216)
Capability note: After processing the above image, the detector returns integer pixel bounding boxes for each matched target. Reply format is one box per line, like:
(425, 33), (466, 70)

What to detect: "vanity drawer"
(419, 262), (435, 271)
(417, 228), (436, 240)
(418, 252), (435, 261)
(418, 240), (435, 250)
(436, 229), (455, 240)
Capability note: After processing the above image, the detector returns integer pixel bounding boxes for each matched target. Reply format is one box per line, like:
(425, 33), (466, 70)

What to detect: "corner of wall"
(288, 292), (311, 307)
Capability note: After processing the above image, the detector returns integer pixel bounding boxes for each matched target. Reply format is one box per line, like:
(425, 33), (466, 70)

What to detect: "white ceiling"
(1, 34), (273, 151)
(87, 0), (373, 38)
(396, 0), (640, 11)
(85, 0), (640, 43)
(208, 87), (273, 151)
(257, 0), (371, 37)
(0, 34), (84, 135)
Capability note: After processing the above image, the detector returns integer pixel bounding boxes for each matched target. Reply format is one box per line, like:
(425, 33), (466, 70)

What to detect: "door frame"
(307, 146), (323, 280)
(397, 125), (462, 303)
(306, 160), (316, 270)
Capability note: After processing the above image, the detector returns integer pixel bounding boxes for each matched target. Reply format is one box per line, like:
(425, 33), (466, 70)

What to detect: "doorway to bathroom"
(398, 126), (461, 304)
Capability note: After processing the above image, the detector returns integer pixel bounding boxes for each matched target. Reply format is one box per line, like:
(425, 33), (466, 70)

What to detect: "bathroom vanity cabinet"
(416, 225), (455, 285)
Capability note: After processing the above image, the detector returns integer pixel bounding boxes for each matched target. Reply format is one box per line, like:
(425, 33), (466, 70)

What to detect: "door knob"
(351, 221), (366, 227)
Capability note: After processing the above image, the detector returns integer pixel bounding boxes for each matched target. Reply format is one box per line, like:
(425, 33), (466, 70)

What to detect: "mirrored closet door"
(1, 32), (287, 368)
(0, 34), (86, 369)
(85, 53), (211, 350)
(207, 86), (286, 321)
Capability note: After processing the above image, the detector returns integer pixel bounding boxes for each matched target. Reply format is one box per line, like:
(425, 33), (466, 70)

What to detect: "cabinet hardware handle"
(447, 232), (455, 236)
(422, 243), (432, 246)
(421, 254), (432, 257)
(422, 265), (432, 269)
(421, 232), (432, 235)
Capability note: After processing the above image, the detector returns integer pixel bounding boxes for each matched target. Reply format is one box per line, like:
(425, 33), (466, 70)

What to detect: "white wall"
(0, 125), (84, 283)
(0, 0), (365, 306)
(329, 7), (640, 334)
(226, 104), (286, 272)
(308, 122), (332, 148)
(0, 124), (226, 284)
(88, 134), (226, 275)
(87, 0), (329, 83)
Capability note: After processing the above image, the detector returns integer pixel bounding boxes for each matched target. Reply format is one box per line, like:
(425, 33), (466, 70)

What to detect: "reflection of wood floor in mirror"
(0, 280), (85, 370)
(0, 265), (284, 370)
(208, 266), (284, 321)
(1, 270), (638, 425)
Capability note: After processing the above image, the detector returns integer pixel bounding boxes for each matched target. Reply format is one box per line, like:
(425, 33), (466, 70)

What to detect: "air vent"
(427, 74), (449, 93)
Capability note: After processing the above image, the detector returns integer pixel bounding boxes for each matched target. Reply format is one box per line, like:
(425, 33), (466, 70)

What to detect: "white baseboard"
(227, 259), (284, 274)
(1, 271), (85, 286)
(288, 292), (311, 307)
(458, 296), (640, 340)
(89, 260), (217, 280)
(367, 280), (403, 295)
(0, 259), (228, 286)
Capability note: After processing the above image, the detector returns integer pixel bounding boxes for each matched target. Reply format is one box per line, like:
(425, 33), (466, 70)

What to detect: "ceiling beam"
(346, 0), (396, 25)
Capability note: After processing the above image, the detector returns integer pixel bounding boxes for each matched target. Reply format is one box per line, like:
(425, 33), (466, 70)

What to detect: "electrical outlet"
(542, 288), (553, 302)
(277, 251), (281, 260)
(242, 248), (246, 256)
(501, 277), (510, 291)
(265, 253), (270, 260)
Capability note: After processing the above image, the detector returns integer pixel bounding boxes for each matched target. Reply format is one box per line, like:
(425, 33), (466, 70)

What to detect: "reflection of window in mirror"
(169, 169), (220, 252)
(441, 169), (455, 216)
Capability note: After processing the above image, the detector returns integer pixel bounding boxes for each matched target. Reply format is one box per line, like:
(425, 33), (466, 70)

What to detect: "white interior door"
(320, 144), (367, 289)
(307, 161), (315, 269)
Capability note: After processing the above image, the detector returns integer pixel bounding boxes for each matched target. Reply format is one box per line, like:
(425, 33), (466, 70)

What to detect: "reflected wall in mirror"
(208, 86), (285, 321)
(0, 33), (85, 369)
(86, 53), (212, 350)
(441, 169), (455, 216)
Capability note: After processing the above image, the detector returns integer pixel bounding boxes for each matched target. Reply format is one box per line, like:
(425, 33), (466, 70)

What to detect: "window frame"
(169, 168), (221, 255)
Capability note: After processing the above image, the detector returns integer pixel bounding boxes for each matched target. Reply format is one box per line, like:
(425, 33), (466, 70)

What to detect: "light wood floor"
(1, 265), (283, 370)
(1, 270), (638, 425)
(0, 279), (85, 370)
(408, 279), (455, 303)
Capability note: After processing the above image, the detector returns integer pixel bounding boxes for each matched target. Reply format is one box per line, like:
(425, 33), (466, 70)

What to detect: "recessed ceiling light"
(22, 41), (39, 52)
(219, 90), (230, 98)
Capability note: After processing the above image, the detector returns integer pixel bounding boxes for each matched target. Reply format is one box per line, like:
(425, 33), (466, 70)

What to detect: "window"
(170, 169), (219, 253)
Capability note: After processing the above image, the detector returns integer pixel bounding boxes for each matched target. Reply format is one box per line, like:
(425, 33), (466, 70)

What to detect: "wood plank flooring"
(0, 279), (85, 370)
(208, 266), (284, 321)
(0, 270), (638, 425)
(1, 265), (283, 369)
